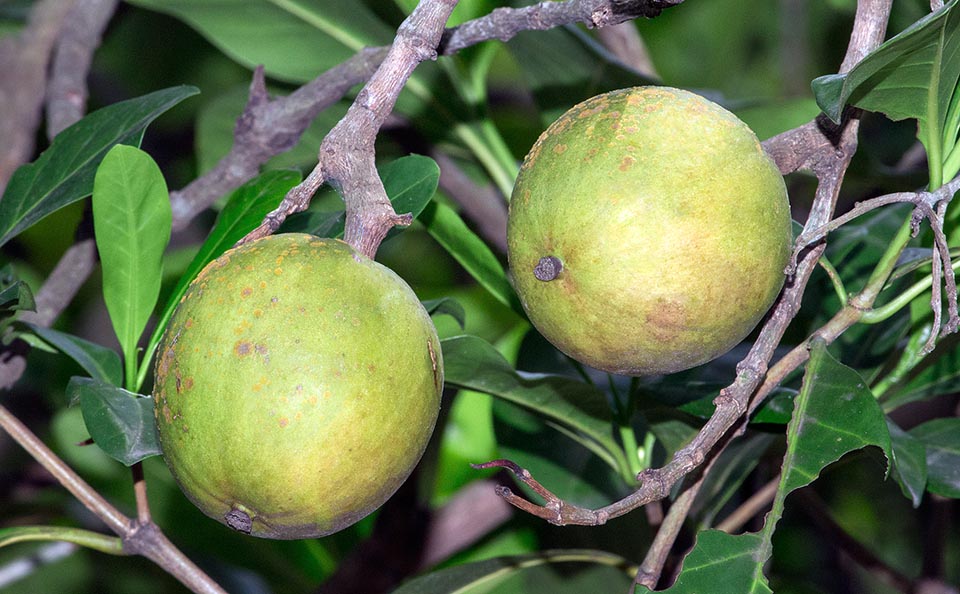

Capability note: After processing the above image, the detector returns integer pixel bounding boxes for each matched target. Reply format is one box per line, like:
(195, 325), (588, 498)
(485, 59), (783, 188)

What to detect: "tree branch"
(0, 0), (76, 194)
(170, 0), (687, 244)
(45, 0), (118, 138)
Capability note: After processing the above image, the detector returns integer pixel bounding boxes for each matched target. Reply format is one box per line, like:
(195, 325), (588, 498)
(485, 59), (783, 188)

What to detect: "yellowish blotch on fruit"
(507, 86), (792, 376)
(153, 234), (443, 539)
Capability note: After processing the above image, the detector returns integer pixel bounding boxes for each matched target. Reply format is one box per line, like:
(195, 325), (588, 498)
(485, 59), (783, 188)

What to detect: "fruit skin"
(507, 86), (792, 376)
(153, 234), (443, 539)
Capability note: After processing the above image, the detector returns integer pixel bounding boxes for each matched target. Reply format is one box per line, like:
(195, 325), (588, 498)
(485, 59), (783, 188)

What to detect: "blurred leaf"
(0, 86), (197, 247)
(23, 324), (122, 386)
(494, 398), (632, 507)
(125, 0), (392, 83)
(390, 549), (635, 594)
(282, 155), (439, 241)
(92, 145), (171, 387)
(143, 169), (301, 385)
(0, 264), (35, 317)
(651, 531), (770, 594)
(441, 335), (630, 481)
(733, 97), (823, 141)
(423, 297), (466, 329)
(507, 24), (653, 124)
(883, 333), (960, 409)
(889, 246), (960, 282)
(910, 417), (960, 498)
(420, 201), (522, 316)
(812, 0), (960, 174)
(67, 377), (161, 466)
(887, 420), (928, 507)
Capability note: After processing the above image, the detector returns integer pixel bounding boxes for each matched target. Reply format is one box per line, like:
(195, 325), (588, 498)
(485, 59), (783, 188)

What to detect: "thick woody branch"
(172, 0), (686, 242)
(240, 0), (458, 257)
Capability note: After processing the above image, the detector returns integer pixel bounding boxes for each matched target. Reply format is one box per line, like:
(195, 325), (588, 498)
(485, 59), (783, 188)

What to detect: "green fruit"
(153, 234), (442, 539)
(507, 86), (791, 376)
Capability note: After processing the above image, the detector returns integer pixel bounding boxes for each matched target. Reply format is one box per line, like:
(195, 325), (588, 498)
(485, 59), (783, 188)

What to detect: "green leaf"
(0, 86), (198, 247)
(813, 0), (960, 122)
(23, 324), (122, 386)
(423, 297), (466, 329)
(883, 334), (960, 408)
(390, 549), (636, 594)
(420, 201), (522, 316)
(780, 340), (892, 495)
(92, 145), (171, 389)
(661, 341), (893, 593)
(0, 264), (35, 317)
(67, 377), (161, 466)
(125, 0), (392, 84)
(282, 155), (440, 241)
(441, 335), (631, 482)
(910, 417), (960, 498)
(507, 25), (653, 124)
(652, 531), (771, 594)
(811, 0), (960, 182)
(887, 420), (928, 507)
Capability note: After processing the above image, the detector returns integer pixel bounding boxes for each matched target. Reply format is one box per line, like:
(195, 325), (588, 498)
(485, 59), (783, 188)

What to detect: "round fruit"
(153, 234), (443, 539)
(507, 86), (791, 376)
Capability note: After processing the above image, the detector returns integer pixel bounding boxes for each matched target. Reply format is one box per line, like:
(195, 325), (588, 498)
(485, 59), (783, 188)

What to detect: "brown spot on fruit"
(619, 155), (636, 171)
(240, 287), (253, 298)
(151, 234), (443, 539)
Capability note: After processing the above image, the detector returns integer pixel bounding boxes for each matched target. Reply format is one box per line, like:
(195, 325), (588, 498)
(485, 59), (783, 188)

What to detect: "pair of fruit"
(153, 87), (791, 539)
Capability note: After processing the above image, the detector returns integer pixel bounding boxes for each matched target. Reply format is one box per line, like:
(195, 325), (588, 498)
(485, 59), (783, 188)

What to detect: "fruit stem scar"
(534, 256), (563, 281)
(225, 508), (252, 534)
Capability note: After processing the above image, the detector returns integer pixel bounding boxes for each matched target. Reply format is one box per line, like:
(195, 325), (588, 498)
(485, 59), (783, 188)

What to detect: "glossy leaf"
(23, 324), (123, 387)
(67, 377), (161, 466)
(390, 549), (635, 594)
(282, 155), (440, 241)
(0, 86), (197, 247)
(126, 0), (392, 83)
(780, 340), (891, 495)
(420, 201), (522, 316)
(494, 398), (631, 506)
(887, 420), (928, 507)
(812, 0), (960, 177)
(422, 297), (466, 329)
(652, 531), (771, 594)
(659, 341), (892, 593)
(441, 335), (630, 481)
(910, 417), (960, 498)
(92, 145), (171, 386)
